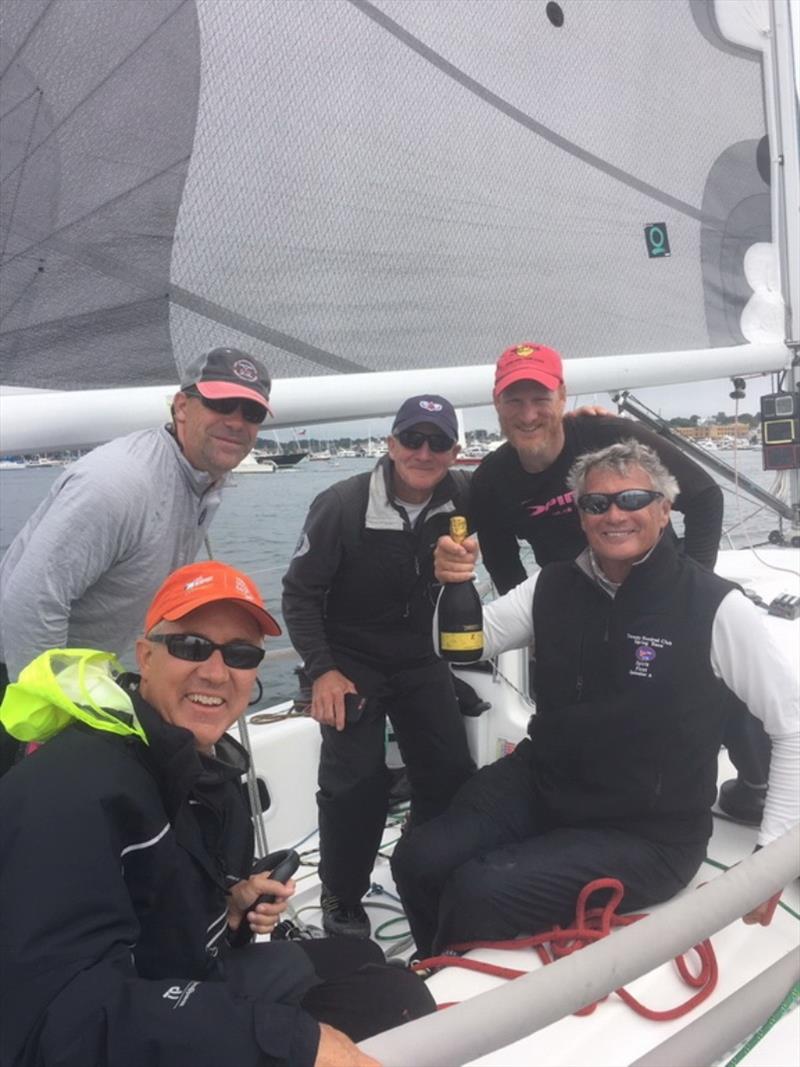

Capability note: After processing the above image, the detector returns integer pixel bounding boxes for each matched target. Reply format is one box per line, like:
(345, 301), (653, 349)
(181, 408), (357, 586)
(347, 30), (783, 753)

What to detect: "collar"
(163, 424), (225, 498)
(575, 533), (672, 599)
(365, 455), (459, 531)
(132, 690), (249, 818)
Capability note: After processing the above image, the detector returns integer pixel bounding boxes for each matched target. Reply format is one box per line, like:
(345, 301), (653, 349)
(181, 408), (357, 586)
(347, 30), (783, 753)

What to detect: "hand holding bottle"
(436, 518), (484, 663)
(434, 531), (480, 583)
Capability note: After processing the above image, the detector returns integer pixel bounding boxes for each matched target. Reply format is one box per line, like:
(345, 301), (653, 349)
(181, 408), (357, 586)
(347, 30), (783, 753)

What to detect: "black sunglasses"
(185, 387), (268, 425)
(395, 429), (455, 453)
(148, 633), (265, 669)
(577, 489), (664, 515)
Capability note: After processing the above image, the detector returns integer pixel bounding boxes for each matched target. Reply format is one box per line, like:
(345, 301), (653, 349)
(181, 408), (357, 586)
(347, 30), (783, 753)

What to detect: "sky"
(271, 374), (775, 444)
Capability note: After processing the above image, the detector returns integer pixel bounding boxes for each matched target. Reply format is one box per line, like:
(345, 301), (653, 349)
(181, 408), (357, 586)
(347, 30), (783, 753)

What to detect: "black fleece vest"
(528, 537), (739, 845)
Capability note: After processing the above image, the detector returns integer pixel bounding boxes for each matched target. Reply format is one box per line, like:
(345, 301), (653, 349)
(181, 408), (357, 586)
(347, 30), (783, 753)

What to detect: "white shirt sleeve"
(710, 590), (800, 846)
(483, 575), (538, 659)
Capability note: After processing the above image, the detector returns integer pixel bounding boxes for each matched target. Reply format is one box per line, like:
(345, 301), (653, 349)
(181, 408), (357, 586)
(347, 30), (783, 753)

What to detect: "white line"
(120, 822), (170, 858)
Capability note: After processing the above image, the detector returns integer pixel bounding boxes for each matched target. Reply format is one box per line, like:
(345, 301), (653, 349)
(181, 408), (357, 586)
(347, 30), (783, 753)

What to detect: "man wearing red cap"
(459, 343), (769, 824)
(475, 343), (723, 588)
(0, 561), (433, 1067)
(0, 347), (271, 774)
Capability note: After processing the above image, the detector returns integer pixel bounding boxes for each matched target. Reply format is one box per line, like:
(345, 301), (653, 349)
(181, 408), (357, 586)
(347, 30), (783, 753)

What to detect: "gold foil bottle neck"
(450, 515), (468, 544)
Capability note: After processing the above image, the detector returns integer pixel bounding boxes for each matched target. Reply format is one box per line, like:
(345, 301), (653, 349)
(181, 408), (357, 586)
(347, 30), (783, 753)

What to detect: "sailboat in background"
(1, 1), (798, 1063)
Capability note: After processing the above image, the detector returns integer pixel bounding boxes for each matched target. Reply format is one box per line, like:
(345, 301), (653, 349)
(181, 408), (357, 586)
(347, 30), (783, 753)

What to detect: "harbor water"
(0, 448), (793, 703)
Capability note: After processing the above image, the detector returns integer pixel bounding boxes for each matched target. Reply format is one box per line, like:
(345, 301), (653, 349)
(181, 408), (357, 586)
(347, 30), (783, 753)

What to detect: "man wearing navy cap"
(0, 347), (271, 773)
(283, 395), (475, 939)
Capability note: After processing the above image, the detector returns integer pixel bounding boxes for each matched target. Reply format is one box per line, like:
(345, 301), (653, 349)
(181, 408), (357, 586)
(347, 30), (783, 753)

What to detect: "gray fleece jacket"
(0, 427), (223, 678)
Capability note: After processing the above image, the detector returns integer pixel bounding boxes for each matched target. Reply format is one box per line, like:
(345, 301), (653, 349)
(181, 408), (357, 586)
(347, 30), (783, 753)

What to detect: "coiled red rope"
(412, 877), (718, 1020)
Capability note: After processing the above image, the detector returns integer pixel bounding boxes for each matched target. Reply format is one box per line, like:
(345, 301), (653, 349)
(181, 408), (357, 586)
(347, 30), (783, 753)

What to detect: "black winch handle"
(229, 849), (300, 947)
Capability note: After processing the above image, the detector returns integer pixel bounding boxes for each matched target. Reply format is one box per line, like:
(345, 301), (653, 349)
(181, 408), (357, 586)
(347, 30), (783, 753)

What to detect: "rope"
(722, 982), (800, 1067)
(412, 878), (718, 1021)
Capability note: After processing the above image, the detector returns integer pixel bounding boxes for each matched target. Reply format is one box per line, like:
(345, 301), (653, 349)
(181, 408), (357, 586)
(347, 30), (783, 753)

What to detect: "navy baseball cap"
(391, 395), (458, 441)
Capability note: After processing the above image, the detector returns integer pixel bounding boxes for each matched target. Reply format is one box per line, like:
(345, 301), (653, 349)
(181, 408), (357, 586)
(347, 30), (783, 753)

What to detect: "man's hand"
(227, 872), (295, 937)
(742, 891), (781, 926)
(566, 404), (613, 417)
(314, 1024), (381, 1067)
(311, 669), (357, 731)
(434, 534), (479, 583)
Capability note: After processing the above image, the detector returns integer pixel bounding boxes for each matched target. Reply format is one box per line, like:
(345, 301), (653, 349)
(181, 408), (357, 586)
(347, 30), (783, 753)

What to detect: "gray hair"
(566, 439), (680, 502)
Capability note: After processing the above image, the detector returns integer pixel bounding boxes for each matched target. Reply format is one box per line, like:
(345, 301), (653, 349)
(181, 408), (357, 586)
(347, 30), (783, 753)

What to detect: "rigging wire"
(0, 89), (43, 264)
(0, 0), (56, 83)
(1, 1), (192, 188)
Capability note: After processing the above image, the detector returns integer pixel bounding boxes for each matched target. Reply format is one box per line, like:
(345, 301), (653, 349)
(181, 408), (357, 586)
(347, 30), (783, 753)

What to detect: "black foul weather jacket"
(0, 694), (321, 1067)
(282, 456), (471, 680)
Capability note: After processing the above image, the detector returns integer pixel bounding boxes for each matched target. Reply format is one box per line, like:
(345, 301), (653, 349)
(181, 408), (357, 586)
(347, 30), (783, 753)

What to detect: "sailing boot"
(320, 886), (371, 939)
(717, 777), (767, 826)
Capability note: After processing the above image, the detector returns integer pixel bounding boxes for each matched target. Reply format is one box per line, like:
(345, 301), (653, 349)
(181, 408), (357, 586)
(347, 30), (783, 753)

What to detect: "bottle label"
(440, 631), (484, 651)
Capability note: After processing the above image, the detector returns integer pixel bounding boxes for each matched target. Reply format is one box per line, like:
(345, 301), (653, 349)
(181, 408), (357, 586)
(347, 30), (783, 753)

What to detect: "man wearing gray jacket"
(0, 347), (271, 772)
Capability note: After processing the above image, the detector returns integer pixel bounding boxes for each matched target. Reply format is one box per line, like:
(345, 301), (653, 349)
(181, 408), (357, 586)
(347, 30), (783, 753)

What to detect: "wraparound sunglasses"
(148, 632), (265, 669)
(395, 430), (455, 453)
(184, 387), (268, 425)
(577, 489), (664, 515)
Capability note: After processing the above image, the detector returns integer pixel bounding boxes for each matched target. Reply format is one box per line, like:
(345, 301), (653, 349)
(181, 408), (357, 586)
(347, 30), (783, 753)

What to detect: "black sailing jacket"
(0, 693), (321, 1067)
(282, 456), (471, 679)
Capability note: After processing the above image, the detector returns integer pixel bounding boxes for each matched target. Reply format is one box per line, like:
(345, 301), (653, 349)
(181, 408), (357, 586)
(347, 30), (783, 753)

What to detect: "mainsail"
(0, 0), (787, 399)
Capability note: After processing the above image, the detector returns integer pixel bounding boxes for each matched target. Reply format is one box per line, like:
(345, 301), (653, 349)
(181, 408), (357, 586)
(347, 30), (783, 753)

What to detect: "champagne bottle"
(437, 516), (484, 663)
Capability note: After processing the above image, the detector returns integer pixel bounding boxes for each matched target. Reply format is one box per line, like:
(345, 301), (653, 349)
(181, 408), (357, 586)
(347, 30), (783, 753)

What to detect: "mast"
(766, 0), (800, 517)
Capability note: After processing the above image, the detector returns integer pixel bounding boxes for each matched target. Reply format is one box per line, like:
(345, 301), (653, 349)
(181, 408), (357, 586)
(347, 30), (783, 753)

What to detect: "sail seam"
(348, 0), (721, 227)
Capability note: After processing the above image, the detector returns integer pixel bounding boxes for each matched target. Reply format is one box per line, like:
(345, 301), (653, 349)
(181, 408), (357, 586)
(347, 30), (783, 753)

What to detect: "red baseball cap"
(145, 561), (281, 637)
(493, 343), (563, 399)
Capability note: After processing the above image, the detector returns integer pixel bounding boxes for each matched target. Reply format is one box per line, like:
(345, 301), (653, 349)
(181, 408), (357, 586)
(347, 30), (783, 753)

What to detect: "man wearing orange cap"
(0, 562), (433, 1067)
(450, 343), (769, 824)
(0, 347), (271, 775)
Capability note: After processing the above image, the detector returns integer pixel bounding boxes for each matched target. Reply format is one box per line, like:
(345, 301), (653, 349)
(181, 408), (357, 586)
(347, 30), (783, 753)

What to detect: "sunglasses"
(577, 489), (664, 515)
(395, 430), (455, 453)
(185, 388), (268, 425)
(148, 633), (265, 669)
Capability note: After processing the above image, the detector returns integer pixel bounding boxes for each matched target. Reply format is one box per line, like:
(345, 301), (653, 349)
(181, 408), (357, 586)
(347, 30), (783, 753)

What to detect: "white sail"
(1, 0), (793, 403)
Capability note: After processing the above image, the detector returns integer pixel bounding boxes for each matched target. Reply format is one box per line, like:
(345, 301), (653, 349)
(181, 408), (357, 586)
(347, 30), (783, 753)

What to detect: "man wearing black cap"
(0, 347), (271, 773)
(283, 395), (475, 939)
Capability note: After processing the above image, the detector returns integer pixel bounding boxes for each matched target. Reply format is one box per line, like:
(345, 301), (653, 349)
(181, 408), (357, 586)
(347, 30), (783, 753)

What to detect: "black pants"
(723, 693), (771, 785)
(299, 938), (435, 1040)
(391, 742), (706, 957)
(223, 938), (435, 1046)
(318, 652), (475, 902)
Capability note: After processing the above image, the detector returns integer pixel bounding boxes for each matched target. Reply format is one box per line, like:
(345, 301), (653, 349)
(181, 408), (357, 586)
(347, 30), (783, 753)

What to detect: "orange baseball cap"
(145, 561), (281, 637)
(493, 343), (563, 399)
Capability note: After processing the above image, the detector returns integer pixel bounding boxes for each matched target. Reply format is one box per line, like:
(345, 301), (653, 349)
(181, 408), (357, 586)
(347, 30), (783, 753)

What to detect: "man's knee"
(390, 823), (451, 892)
(318, 761), (389, 807)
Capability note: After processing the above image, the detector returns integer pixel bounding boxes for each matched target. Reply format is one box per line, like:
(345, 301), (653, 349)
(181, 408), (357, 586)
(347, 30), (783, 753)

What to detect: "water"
(0, 449), (792, 703)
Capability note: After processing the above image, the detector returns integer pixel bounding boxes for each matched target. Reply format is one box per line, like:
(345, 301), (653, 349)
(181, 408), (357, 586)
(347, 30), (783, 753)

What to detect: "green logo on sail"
(645, 224), (671, 258)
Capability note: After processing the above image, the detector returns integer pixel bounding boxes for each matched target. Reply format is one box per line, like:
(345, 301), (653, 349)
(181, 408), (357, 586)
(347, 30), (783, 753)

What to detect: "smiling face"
(387, 421), (460, 504)
(578, 465), (671, 583)
(173, 391), (259, 478)
(494, 380), (566, 472)
(136, 601), (263, 752)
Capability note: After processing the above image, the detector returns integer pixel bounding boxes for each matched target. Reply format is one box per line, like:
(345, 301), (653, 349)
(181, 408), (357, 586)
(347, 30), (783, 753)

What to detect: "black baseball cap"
(181, 348), (272, 412)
